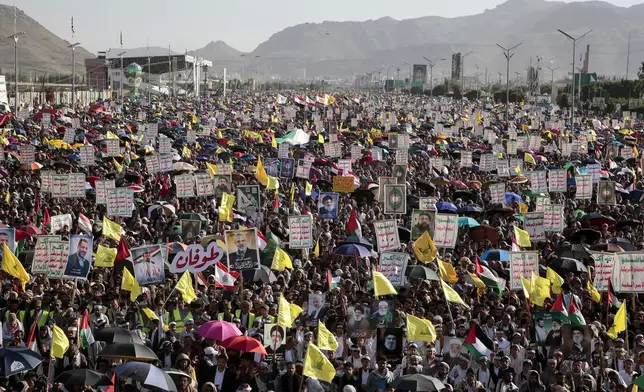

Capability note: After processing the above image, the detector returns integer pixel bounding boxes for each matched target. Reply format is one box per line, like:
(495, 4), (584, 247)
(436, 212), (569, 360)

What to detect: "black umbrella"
(390, 374), (446, 392)
(406, 265), (440, 281)
(552, 243), (592, 262)
(398, 227), (411, 242)
(569, 229), (601, 245)
(340, 236), (373, 250)
(608, 237), (636, 251)
(113, 362), (177, 392)
(0, 347), (43, 377)
(94, 327), (144, 344)
(56, 369), (113, 387)
(99, 343), (158, 362)
(416, 180), (436, 192)
(549, 257), (587, 273)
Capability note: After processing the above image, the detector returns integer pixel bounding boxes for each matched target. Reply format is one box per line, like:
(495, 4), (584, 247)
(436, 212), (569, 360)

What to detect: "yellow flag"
(102, 216), (122, 241)
(546, 267), (564, 294)
(406, 313), (436, 343)
(290, 183), (295, 203)
(121, 268), (141, 301)
(587, 271), (601, 303)
(277, 294), (303, 328)
(206, 162), (217, 179)
(303, 343), (336, 383)
(305, 182), (312, 196)
(142, 308), (159, 321)
(438, 258), (458, 283)
(2, 244), (29, 290)
(106, 131), (119, 140)
(518, 203), (529, 215)
(317, 321), (338, 351)
(271, 136), (278, 148)
(95, 245), (117, 268)
(521, 276), (532, 299)
(267, 176), (280, 190)
(4, 191), (9, 204)
(176, 271), (198, 304)
(441, 280), (469, 308)
(271, 248), (293, 271)
(529, 272), (551, 306)
(476, 111), (481, 124)
(313, 238), (320, 257)
(113, 158), (123, 174)
(513, 226), (532, 247)
(51, 324), (70, 359)
(256, 156), (268, 186)
(182, 145), (191, 158)
(607, 302), (627, 339)
(514, 165), (522, 175)
(218, 192), (235, 222)
(318, 133), (325, 144)
(524, 152), (536, 165)
(412, 231), (438, 263)
(373, 270), (397, 296)
(468, 272), (486, 297)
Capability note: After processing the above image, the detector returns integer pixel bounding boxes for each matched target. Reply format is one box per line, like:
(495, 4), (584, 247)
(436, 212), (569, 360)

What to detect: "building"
(451, 53), (461, 80)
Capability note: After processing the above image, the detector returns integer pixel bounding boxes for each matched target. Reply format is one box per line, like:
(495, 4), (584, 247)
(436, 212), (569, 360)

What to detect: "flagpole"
(625, 298), (630, 356)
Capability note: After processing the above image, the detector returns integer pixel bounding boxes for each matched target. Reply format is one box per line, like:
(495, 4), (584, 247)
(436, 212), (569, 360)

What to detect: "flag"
(345, 208), (362, 237)
(113, 158), (123, 174)
(438, 258), (458, 283)
(272, 192), (281, 212)
(412, 231), (438, 263)
(95, 245), (116, 267)
(327, 270), (340, 289)
(256, 156), (269, 186)
(4, 191), (9, 203)
(106, 373), (116, 392)
(303, 343), (336, 383)
(513, 226), (532, 247)
(406, 313), (436, 343)
(608, 278), (621, 309)
(475, 256), (503, 294)
(2, 244), (29, 290)
(271, 248), (293, 271)
(317, 321), (339, 351)
(313, 238), (320, 257)
(257, 231), (268, 250)
(277, 94), (287, 105)
(213, 262), (239, 290)
(26, 321), (38, 354)
(568, 298), (586, 325)
(463, 323), (495, 359)
(441, 280), (469, 308)
(206, 162), (217, 179)
(120, 31), (123, 47)
(546, 267), (564, 295)
(102, 216), (122, 241)
(529, 272), (550, 306)
(551, 292), (569, 323)
(271, 136), (278, 148)
(80, 310), (95, 349)
(468, 273), (486, 297)
(182, 145), (191, 158)
(176, 271), (198, 304)
(372, 270), (397, 296)
(121, 268), (141, 301)
(71, 17), (74, 34)
(42, 207), (50, 230)
(305, 182), (313, 196)
(318, 133), (324, 144)
(266, 176), (280, 190)
(587, 270), (601, 303)
(115, 235), (132, 264)
(218, 192), (235, 222)
(78, 213), (92, 234)
(607, 301), (627, 339)
(51, 325), (70, 359)
(277, 294), (303, 328)
(524, 152), (536, 165)
(142, 308), (158, 321)
(521, 276), (532, 300)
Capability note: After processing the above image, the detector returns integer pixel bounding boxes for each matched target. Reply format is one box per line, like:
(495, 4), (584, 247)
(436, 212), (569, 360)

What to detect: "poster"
(371, 299), (395, 329)
(95, 180), (115, 205)
(332, 176), (355, 193)
(526, 171), (547, 193)
(419, 197), (437, 211)
(524, 212), (545, 242)
(383, 184), (406, 214)
(392, 165), (407, 184)
(433, 214), (458, 248)
(237, 185), (262, 224)
(543, 204), (564, 232)
(296, 159), (311, 179)
(591, 252), (616, 291)
(46, 241), (69, 279)
(305, 293), (327, 326)
(264, 158), (279, 177)
(264, 324), (286, 361)
(548, 169), (567, 192)
(379, 252), (408, 287)
(597, 180), (616, 205)
(288, 215), (313, 249)
(175, 175), (195, 198)
(132, 245), (167, 285)
(63, 235), (92, 280)
(489, 183), (505, 204)
(68, 173), (86, 198)
(378, 177), (397, 202)
(225, 229), (260, 270)
(19, 145), (35, 163)
(50, 214), (72, 234)
(52, 175), (69, 198)
(106, 188), (133, 217)
(575, 175), (592, 199)
(533, 312), (554, 347)
(317, 192), (339, 219)
(615, 252), (644, 292)
(41, 171), (52, 193)
(561, 325), (592, 362)
(180, 220), (202, 243)
(159, 155), (173, 172)
(80, 145), (95, 166)
(411, 210), (435, 241)
(145, 156), (160, 174)
(377, 328), (403, 362)
(194, 173), (215, 197)
(31, 235), (61, 274)
(412, 64), (427, 85)
(169, 241), (225, 273)
(279, 158), (295, 179)
(509, 251), (539, 291)
(213, 175), (231, 198)
(347, 304), (372, 337)
(373, 220), (400, 251)
(0, 228), (16, 258)
(104, 139), (120, 157)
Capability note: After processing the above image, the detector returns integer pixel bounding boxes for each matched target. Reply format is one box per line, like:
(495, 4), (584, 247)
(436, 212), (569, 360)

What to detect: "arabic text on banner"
(175, 174), (195, 198)
(95, 180), (115, 205)
(106, 188), (134, 217)
(523, 212), (545, 242)
(615, 252), (644, 292)
(509, 251), (539, 291)
(575, 175), (593, 199)
(46, 241), (69, 279)
(195, 173), (215, 197)
(287, 215), (313, 249)
(489, 183), (505, 204)
(379, 252), (408, 287)
(373, 220), (400, 251)
(433, 214), (458, 248)
(548, 169), (567, 192)
(591, 252), (617, 292)
(543, 204), (564, 232)
(32, 235), (61, 274)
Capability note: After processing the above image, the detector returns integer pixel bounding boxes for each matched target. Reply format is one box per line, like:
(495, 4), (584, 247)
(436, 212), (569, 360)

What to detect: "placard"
(524, 212), (545, 242)
(591, 252), (616, 291)
(159, 155), (173, 172)
(105, 139), (120, 157)
(52, 175), (69, 198)
(379, 252), (408, 287)
(296, 159), (311, 179)
(225, 228), (261, 271)
(106, 187), (133, 217)
(288, 215), (314, 249)
(63, 128), (75, 144)
(526, 171), (547, 193)
(41, 171), (52, 193)
(548, 169), (567, 192)
(175, 174), (195, 198)
(169, 241), (225, 273)
(46, 241), (69, 279)
(278, 143), (290, 159)
(543, 204), (564, 232)
(145, 155), (160, 174)
(19, 145), (35, 163)
(509, 251), (539, 291)
(333, 176), (355, 193)
(50, 214), (72, 234)
(419, 197), (437, 211)
(237, 185), (262, 223)
(80, 145), (95, 166)
(433, 214), (458, 248)
(68, 173), (86, 198)
(95, 180), (115, 205)
(460, 151), (473, 167)
(597, 180), (616, 205)
(195, 173), (215, 197)
(32, 235), (61, 274)
(489, 183), (505, 204)
(383, 184), (406, 214)
(373, 220), (400, 251)
(158, 137), (172, 154)
(337, 159), (352, 175)
(576, 175), (592, 199)
(615, 252), (644, 292)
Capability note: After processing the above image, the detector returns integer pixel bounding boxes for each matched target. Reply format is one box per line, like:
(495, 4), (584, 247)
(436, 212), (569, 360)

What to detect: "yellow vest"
(4, 310), (26, 325)
(234, 310), (255, 329)
(28, 309), (52, 328)
(164, 309), (193, 333)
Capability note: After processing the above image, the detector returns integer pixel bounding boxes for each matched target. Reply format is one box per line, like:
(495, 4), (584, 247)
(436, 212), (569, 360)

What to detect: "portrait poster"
(306, 293), (326, 326)
(377, 328), (403, 363)
(279, 158), (295, 179)
(132, 245), (166, 285)
(63, 234), (93, 280)
(346, 304), (372, 338)
(392, 164), (407, 185)
(533, 312), (554, 347)
(180, 219), (202, 243)
(296, 159), (311, 179)
(264, 323), (286, 361)
(379, 252), (408, 287)
(237, 185), (262, 224)
(383, 184), (407, 215)
(371, 299), (395, 329)
(264, 158), (279, 177)
(213, 175), (232, 199)
(0, 228), (16, 258)
(225, 228), (260, 270)
(288, 215), (313, 249)
(378, 177), (397, 202)
(317, 192), (339, 220)
(561, 324), (592, 362)
(411, 209), (435, 241)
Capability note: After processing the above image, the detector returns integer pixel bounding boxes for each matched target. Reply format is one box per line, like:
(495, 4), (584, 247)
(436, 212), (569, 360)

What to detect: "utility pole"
(557, 29), (592, 130)
(626, 32), (631, 80)
(496, 42), (522, 122)
(68, 42), (80, 105)
(547, 65), (559, 104)
(460, 51), (473, 114)
(422, 56), (446, 97)
(8, 31), (25, 113)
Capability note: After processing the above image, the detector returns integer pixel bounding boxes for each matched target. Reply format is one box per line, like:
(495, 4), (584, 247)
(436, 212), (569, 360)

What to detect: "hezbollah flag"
(278, 294), (303, 328)
(406, 314), (436, 343)
(412, 231), (438, 263)
(607, 301), (627, 339)
(303, 343), (336, 383)
(316, 321), (339, 351)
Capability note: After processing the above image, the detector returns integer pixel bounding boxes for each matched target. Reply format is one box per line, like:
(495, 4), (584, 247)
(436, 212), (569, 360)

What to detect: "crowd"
(0, 90), (639, 392)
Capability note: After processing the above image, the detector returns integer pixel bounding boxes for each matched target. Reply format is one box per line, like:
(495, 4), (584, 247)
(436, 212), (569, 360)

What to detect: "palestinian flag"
(568, 299), (586, 325)
(475, 255), (503, 294)
(608, 279), (621, 309)
(80, 310), (95, 349)
(464, 323), (495, 359)
(345, 208), (362, 237)
(550, 292), (569, 324)
(327, 270), (340, 290)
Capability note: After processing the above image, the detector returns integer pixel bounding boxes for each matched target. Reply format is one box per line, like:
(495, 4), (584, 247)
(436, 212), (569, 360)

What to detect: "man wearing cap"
(618, 357), (636, 385)
(197, 346), (217, 389)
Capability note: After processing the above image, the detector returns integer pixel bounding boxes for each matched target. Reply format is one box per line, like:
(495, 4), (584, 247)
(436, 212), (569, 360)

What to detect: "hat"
(304, 331), (313, 336)
(625, 357), (634, 363)
(204, 347), (216, 356)
(361, 355), (371, 362)
(185, 319), (194, 325)
(408, 343), (418, 348)
(169, 322), (177, 326)
(616, 338), (625, 343)
(350, 345), (360, 351)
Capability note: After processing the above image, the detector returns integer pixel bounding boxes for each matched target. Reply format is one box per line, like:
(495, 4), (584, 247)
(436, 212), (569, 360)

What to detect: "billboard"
(412, 64), (427, 87)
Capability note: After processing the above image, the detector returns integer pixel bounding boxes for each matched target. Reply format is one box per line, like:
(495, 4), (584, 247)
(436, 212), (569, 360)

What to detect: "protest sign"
(333, 176), (355, 193)
(63, 235), (93, 280)
(105, 139), (120, 157)
(133, 245), (167, 285)
(288, 215), (314, 249)
(591, 252), (616, 291)
(383, 184), (406, 214)
(419, 197), (437, 211)
(169, 241), (225, 273)
(52, 175), (69, 198)
(68, 173), (86, 198)
(548, 169), (567, 192)
(509, 251), (539, 291)
(46, 241), (69, 279)
(379, 252), (408, 287)
(50, 214), (72, 234)
(524, 212), (545, 242)
(145, 156), (160, 174)
(41, 171), (52, 193)
(80, 146), (95, 166)
(543, 204), (563, 232)
(237, 185), (261, 223)
(159, 155), (173, 172)
(597, 180), (616, 205)
(373, 220), (400, 251)
(95, 180), (115, 205)
(19, 145), (35, 163)
(225, 229), (260, 270)
(576, 175), (592, 199)
(615, 252), (644, 292)
(195, 173), (215, 197)
(106, 188), (134, 217)
(175, 174), (195, 198)
(489, 183), (505, 204)
(433, 214), (458, 248)
(32, 235), (61, 274)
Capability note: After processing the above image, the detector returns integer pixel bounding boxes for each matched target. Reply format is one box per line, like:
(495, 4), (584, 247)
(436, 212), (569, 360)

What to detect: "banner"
(433, 214), (458, 248)
(175, 174), (195, 198)
(597, 180), (616, 205)
(379, 252), (408, 287)
(80, 145), (95, 166)
(383, 184), (406, 214)
(225, 229), (261, 270)
(132, 245), (167, 285)
(106, 188), (133, 217)
(50, 214), (72, 234)
(523, 212), (545, 242)
(237, 185), (262, 223)
(526, 171), (547, 193)
(68, 173), (86, 198)
(296, 159), (311, 179)
(104, 139), (120, 157)
(46, 241), (69, 279)
(169, 241), (225, 273)
(411, 64), (427, 86)
(460, 151), (472, 167)
(52, 175), (68, 198)
(317, 192), (339, 219)
(615, 252), (644, 292)
(31, 235), (61, 274)
(373, 220), (400, 251)
(548, 169), (567, 192)
(95, 180), (115, 205)
(63, 235), (93, 280)
(509, 251), (539, 291)
(591, 252), (617, 291)
(145, 156), (160, 174)
(288, 215), (314, 249)
(576, 175), (592, 199)
(195, 173), (215, 197)
(489, 183), (505, 204)
(159, 155), (173, 172)
(419, 197), (437, 211)
(543, 204), (564, 232)
(333, 176), (355, 193)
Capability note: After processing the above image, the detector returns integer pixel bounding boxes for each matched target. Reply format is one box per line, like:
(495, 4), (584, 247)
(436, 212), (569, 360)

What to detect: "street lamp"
(117, 51), (127, 101)
(557, 29), (592, 130)
(68, 42), (80, 106)
(422, 56), (446, 97)
(460, 51), (473, 114)
(546, 63), (559, 104)
(496, 42), (522, 122)
(6, 31), (25, 113)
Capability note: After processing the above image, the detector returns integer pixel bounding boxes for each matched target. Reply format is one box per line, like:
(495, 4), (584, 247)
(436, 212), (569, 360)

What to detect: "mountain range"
(2, 0), (644, 81)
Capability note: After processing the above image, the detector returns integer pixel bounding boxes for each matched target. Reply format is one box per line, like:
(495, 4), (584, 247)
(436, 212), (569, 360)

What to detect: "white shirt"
(619, 369), (634, 385)
(214, 367), (226, 388)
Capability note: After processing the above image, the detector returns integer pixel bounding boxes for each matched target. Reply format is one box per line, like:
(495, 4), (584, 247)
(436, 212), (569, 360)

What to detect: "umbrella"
(469, 225), (501, 244)
(458, 217), (479, 228)
(552, 244), (592, 262)
(56, 369), (113, 387)
(194, 320), (242, 341)
(608, 237), (636, 251)
(98, 343), (158, 361)
(166, 369), (193, 390)
(457, 205), (483, 214)
(505, 192), (524, 204)
(172, 162), (197, 172)
(241, 154), (256, 161)
(390, 374), (445, 392)
(549, 257), (587, 273)
(21, 162), (43, 170)
(579, 213), (616, 227)
(178, 213), (208, 222)
(450, 180), (469, 190)
(480, 249), (510, 262)
(333, 243), (371, 257)
(405, 265), (440, 281)
(241, 264), (277, 283)
(590, 243), (625, 253)
(569, 229), (601, 245)
(94, 327), (143, 344)
(113, 362), (177, 392)
(398, 227), (411, 242)
(166, 242), (188, 254)
(220, 336), (267, 355)
(339, 236), (373, 250)
(416, 180), (436, 192)
(148, 201), (176, 217)
(435, 201), (457, 213)
(0, 347), (43, 377)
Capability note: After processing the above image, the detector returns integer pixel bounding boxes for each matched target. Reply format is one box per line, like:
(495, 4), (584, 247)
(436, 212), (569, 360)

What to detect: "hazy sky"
(2, 0), (641, 54)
